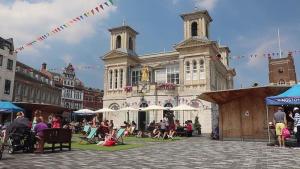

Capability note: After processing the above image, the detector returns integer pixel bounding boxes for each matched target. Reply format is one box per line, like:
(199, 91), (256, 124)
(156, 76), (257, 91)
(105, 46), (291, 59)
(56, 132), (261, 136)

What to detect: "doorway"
(138, 111), (146, 131)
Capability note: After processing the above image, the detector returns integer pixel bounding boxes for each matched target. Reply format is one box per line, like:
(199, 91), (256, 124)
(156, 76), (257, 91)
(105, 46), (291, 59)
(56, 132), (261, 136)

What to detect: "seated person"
(152, 126), (161, 138)
(34, 116), (48, 153)
(147, 120), (156, 132)
(97, 122), (109, 139)
(186, 121), (193, 137)
(130, 121), (137, 135)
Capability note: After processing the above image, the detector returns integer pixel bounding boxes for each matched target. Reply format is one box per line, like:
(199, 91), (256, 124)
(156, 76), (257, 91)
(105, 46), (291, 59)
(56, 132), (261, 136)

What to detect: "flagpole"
(277, 28), (282, 58)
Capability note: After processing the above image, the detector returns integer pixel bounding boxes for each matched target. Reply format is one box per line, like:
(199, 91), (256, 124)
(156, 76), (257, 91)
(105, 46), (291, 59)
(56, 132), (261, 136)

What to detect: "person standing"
(289, 107), (300, 147)
(273, 107), (287, 147)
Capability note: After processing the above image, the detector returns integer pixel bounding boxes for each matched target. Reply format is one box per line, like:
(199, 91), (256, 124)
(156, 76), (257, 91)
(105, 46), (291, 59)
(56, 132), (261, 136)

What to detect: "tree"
(194, 116), (201, 135)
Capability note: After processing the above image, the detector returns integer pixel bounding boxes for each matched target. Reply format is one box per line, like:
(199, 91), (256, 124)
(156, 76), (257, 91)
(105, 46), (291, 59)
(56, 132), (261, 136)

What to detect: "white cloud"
(193, 0), (219, 11)
(0, 0), (116, 48)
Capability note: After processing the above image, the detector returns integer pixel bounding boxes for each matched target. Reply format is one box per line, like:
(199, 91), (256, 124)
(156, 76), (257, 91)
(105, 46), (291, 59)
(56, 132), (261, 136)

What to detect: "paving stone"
(1, 137), (300, 168)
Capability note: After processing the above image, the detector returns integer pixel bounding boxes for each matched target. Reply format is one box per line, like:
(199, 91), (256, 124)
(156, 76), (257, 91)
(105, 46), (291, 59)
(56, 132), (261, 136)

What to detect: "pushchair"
(2, 118), (35, 155)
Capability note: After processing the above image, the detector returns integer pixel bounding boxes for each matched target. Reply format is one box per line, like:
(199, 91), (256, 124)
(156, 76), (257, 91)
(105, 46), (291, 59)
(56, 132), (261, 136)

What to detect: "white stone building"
(0, 37), (16, 101)
(102, 10), (236, 133)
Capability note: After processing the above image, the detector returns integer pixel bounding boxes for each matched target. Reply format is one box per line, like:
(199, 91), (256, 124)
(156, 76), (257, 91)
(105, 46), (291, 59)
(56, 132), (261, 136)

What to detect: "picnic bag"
(282, 128), (290, 140)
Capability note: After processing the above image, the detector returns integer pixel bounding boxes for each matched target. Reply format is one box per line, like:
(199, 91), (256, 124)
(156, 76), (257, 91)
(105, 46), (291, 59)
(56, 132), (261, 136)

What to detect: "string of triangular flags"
(220, 50), (300, 61)
(14, 0), (114, 53)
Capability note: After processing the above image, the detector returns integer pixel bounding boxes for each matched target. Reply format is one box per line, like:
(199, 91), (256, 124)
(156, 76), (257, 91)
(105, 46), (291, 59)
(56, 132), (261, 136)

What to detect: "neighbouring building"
(0, 37), (16, 101)
(41, 63), (84, 110)
(268, 52), (297, 86)
(13, 61), (61, 106)
(83, 88), (104, 110)
(102, 10), (236, 133)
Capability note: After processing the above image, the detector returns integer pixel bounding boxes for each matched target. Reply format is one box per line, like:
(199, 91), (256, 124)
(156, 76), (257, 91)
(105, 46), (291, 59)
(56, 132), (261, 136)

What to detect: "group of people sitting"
(137, 118), (194, 139)
(1, 110), (65, 153)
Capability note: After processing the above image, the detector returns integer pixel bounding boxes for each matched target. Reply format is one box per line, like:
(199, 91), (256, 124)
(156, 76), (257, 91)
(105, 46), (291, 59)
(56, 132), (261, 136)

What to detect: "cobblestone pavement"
(1, 137), (300, 169)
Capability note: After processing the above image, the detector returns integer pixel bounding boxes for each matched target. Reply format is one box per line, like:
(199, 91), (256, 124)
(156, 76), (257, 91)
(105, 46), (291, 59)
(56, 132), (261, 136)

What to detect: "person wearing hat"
(273, 107), (287, 147)
(289, 107), (300, 147)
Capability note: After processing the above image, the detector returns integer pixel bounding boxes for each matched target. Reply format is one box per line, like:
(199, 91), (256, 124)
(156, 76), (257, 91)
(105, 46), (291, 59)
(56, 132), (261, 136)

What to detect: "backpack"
(282, 128), (290, 140)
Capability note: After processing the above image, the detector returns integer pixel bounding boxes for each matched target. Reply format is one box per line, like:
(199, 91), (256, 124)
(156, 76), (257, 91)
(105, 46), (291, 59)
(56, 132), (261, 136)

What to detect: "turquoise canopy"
(0, 101), (24, 113)
(265, 84), (300, 105)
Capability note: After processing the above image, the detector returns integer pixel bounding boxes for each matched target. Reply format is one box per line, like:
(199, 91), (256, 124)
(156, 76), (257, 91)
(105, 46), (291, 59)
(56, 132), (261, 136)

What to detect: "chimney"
(42, 63), (47, 70)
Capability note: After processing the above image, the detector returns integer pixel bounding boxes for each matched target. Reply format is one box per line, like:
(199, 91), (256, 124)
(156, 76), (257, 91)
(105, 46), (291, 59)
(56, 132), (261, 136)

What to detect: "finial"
(122, 19), (126, 26)
(194, 6), (198, 11)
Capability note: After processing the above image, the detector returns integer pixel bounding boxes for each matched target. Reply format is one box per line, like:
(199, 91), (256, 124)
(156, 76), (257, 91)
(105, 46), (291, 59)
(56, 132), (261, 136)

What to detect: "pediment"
(102, 50), (128, 60)
(174, 37), (213, 50)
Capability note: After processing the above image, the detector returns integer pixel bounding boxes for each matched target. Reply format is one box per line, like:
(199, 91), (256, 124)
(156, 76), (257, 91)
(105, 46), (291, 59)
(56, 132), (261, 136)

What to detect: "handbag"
(294, 126), (298, 133)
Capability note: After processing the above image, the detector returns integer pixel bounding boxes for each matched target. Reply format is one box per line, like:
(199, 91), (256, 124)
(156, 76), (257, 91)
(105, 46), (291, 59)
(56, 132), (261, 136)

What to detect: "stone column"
(179, 58), (184, 91)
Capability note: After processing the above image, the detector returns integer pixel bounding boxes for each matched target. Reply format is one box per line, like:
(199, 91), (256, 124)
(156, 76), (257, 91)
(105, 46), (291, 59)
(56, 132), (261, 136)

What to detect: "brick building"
(13, 61), (61, 105)
(83, 88), (103, 110)
(268, 52), (297, 86)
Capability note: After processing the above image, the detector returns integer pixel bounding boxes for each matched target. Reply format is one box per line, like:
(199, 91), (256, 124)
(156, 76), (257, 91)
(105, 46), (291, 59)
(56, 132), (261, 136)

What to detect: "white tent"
(95, 108), (115, 113)
(73, 109), (95, 114)
(143, 105), (167, 122)
(171, 104), (197, 125)
(95, 108), (115, 120)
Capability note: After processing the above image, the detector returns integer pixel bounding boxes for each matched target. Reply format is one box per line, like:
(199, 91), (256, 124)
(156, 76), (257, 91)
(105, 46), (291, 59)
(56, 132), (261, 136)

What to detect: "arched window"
(278, 79), (285, 85)
(114, 70), (118, 89)
(129, 37), (133, 50)
(199, 59), (205, 80)
(109, 103), (120, 110)
(120, 69), (123, 88)
(192, 60), (197, 80)
(191, 22), (198, 37)
(185, 61), (191, 80)
(109, 70), (113, 89)
(116, 35), (121, 49)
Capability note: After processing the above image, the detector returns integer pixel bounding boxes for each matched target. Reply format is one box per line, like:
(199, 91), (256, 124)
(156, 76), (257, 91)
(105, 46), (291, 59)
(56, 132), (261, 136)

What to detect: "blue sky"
(1, 0), (299, 89)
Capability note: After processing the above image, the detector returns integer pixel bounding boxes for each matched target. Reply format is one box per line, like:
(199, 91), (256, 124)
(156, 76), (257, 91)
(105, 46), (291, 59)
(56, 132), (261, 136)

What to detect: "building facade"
(83, 88), (103, 110)
(13, 61), (61, 105)
(102, 10), (236, 133)
(268, 52), (297, 86)
(0, 37), (16, 101)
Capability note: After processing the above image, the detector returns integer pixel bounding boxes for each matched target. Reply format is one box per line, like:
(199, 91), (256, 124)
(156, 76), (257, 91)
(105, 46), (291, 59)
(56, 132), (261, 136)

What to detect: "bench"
(42, 128), (72, 152)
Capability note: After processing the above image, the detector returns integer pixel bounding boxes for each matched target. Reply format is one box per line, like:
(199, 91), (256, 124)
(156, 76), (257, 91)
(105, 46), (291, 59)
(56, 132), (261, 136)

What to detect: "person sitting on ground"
(152, 125), (161, 139)
(159, 119), (168, 139)
(148, 120), (156, 132)
(34, 116), (48, 153)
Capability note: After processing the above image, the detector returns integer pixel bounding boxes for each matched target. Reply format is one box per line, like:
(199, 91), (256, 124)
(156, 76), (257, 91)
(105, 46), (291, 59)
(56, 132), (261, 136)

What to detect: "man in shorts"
(273, 107), (287, 147)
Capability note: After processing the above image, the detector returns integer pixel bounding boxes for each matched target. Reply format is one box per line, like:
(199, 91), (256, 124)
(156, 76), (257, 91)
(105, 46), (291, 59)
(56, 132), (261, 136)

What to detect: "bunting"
(15, 0), (114, 53)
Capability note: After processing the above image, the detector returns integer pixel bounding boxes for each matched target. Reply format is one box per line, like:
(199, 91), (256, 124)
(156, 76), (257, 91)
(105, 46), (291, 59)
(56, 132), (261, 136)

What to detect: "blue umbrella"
(0, 101), (24, 122)
(0, 101), (23, 113)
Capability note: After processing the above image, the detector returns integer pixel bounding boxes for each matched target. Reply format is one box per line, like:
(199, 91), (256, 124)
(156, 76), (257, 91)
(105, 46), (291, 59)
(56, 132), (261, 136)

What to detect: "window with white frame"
(199, 59), (205, 79)
(155, 69), (166, 84)
(167, 65), (179, 84)
(120, 69), (123, 88)
(114, 70), (118, 89)
(109, 70), (113, 89)
(192, 60), (197, 80)
(185, 61), (191, 80)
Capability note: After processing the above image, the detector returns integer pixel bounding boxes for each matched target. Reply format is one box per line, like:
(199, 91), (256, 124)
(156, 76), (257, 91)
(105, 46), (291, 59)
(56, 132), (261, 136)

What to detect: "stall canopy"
(0, 101), (23, 113)
(265, 84), (300, 105)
